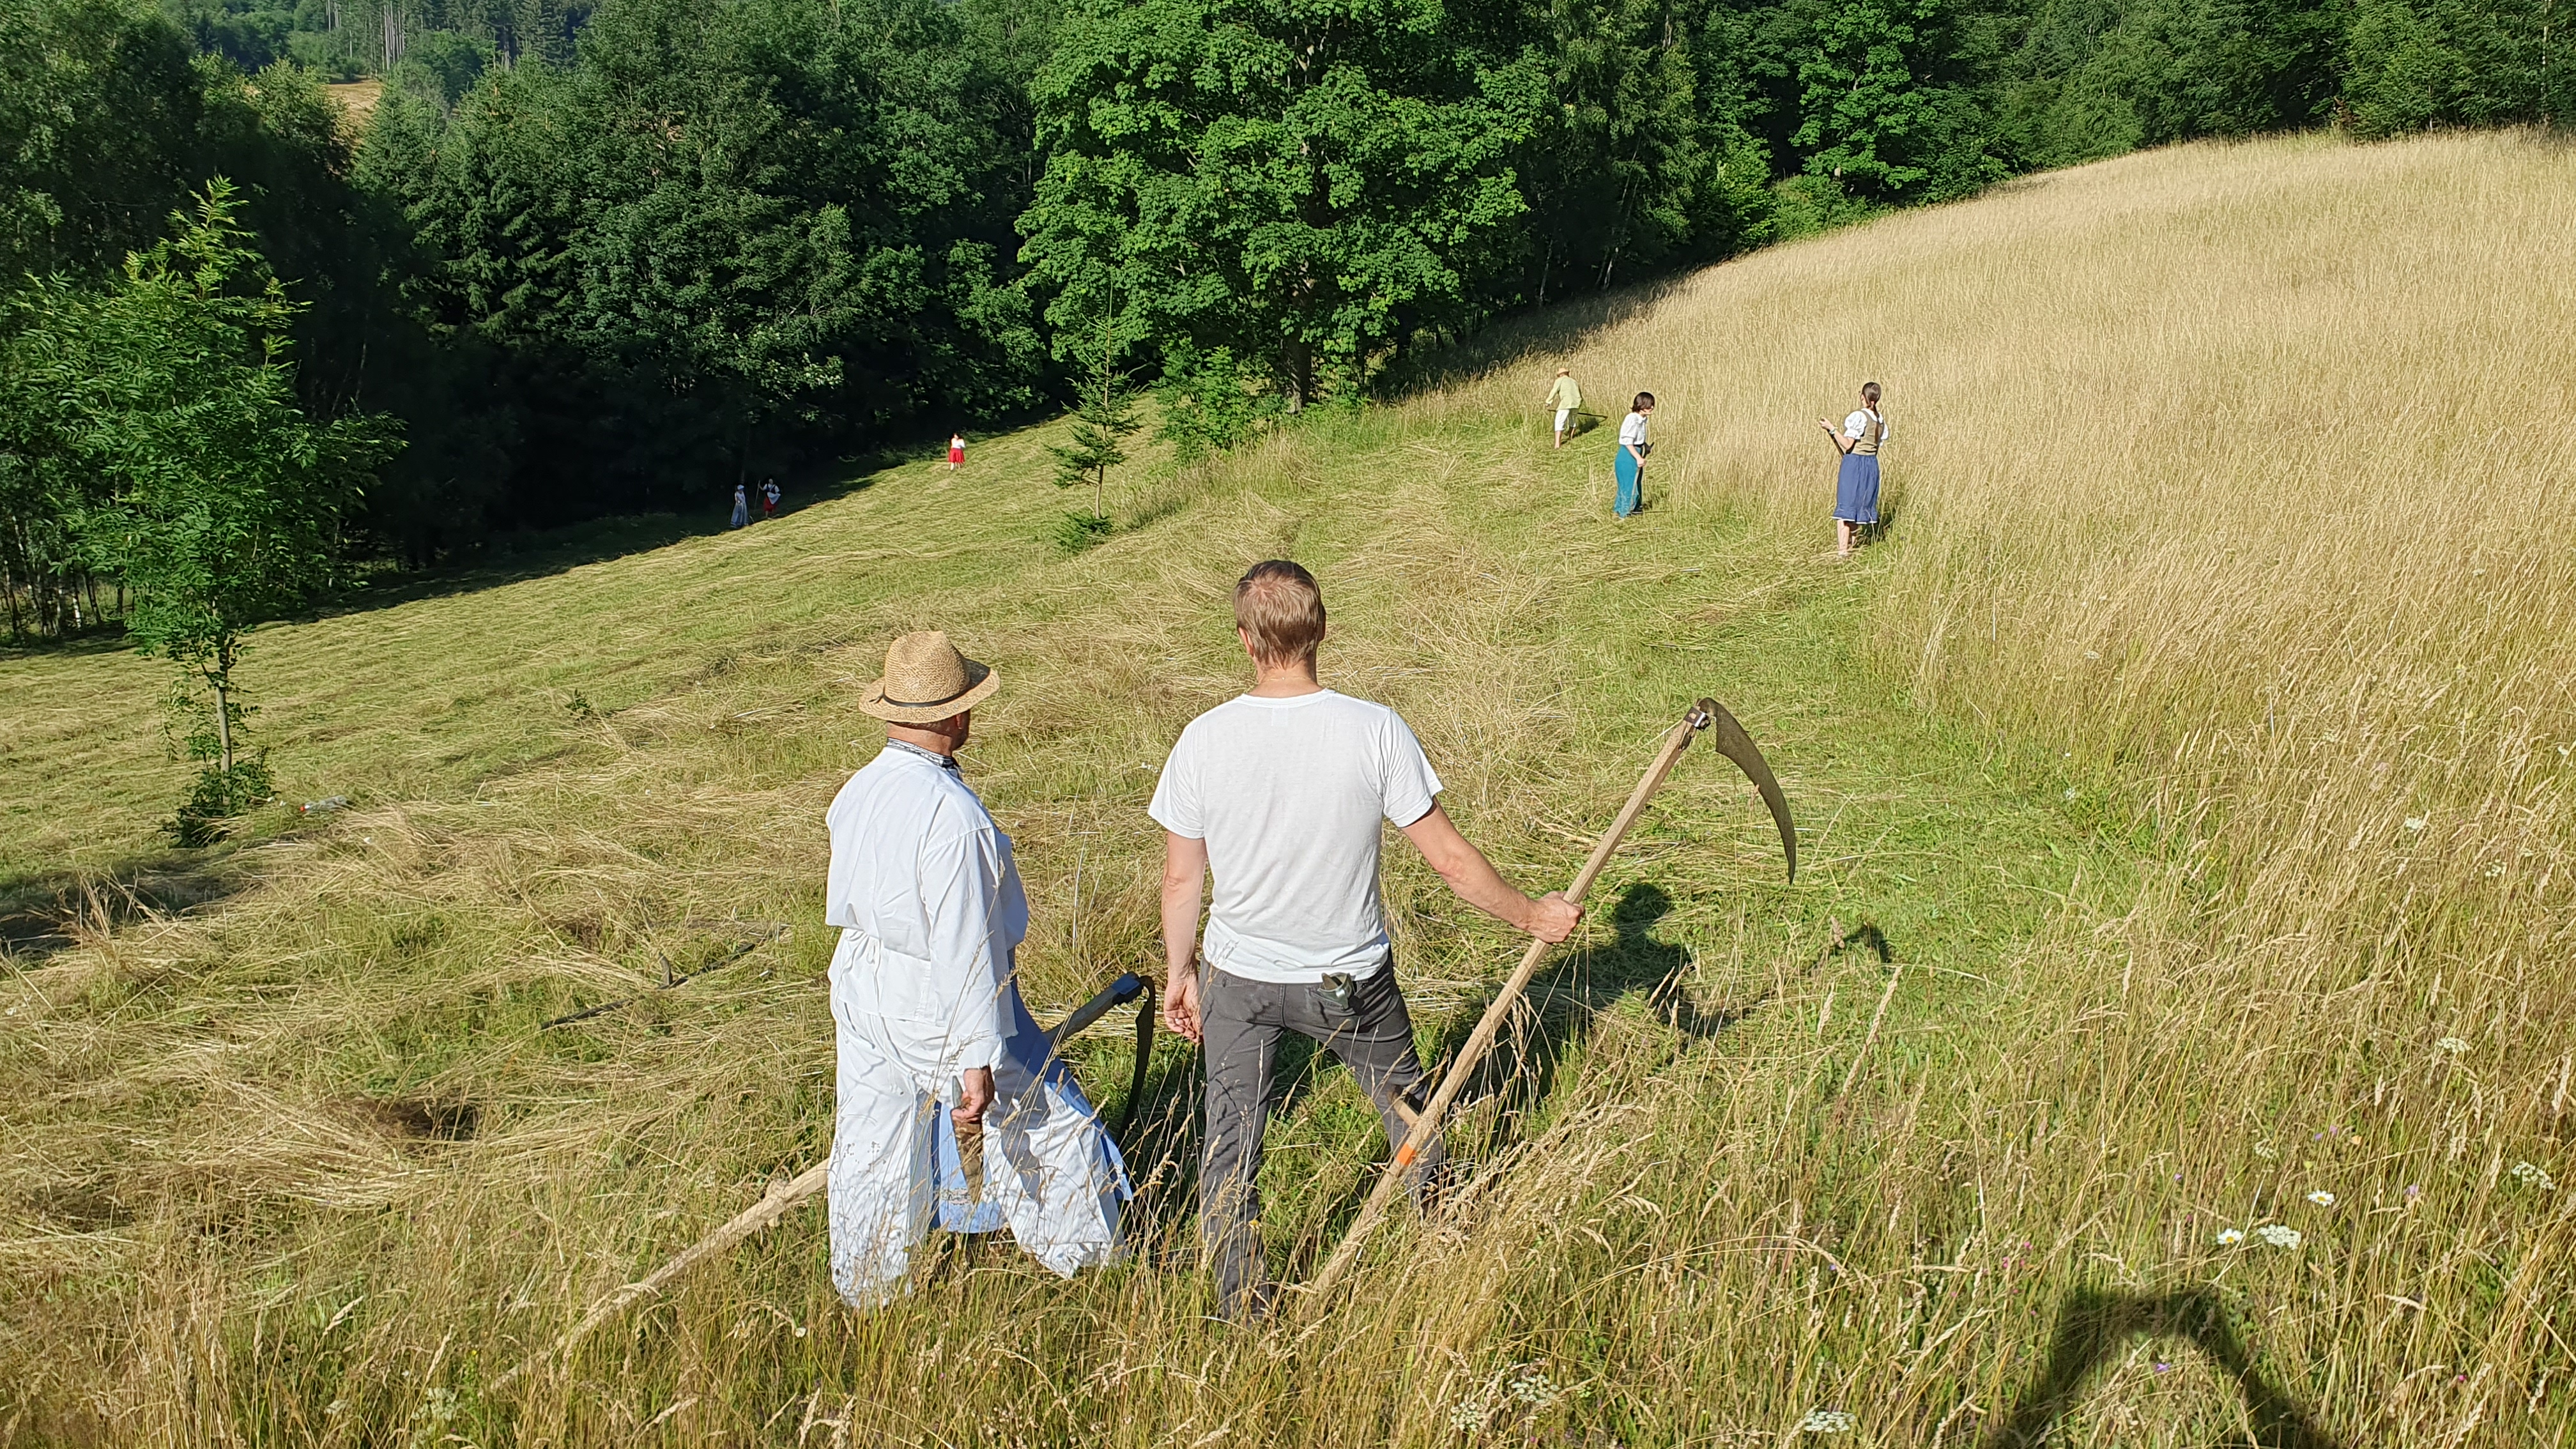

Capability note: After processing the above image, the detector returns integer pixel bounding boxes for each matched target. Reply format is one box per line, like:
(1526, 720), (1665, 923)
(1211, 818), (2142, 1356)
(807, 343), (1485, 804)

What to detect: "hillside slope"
(3, 132), (2572, 1447)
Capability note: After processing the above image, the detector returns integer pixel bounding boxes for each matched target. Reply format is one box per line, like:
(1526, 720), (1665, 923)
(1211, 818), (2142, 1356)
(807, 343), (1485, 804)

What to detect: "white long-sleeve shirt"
(824, 743), (1027, 1074)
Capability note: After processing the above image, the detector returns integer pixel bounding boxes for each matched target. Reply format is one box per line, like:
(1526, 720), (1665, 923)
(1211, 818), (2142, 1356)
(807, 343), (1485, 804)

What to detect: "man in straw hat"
(1542, 366), (1584, 448)
(822, 630), (1128, 1303)
(1152, 562), (1582, 1318)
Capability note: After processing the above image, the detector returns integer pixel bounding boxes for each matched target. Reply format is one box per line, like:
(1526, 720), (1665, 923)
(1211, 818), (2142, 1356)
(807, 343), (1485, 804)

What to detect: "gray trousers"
(1199, 960), (1445, 1318)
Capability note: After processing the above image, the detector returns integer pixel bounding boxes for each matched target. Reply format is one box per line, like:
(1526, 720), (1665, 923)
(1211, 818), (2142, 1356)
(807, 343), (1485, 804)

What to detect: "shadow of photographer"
(1984, 1287), (2345, 1448)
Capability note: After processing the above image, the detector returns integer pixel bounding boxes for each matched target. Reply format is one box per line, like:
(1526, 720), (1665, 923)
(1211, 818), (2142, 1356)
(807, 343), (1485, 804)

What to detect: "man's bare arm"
(1160, 831), (1209, 1043)
(1400, 803), (1581, 942)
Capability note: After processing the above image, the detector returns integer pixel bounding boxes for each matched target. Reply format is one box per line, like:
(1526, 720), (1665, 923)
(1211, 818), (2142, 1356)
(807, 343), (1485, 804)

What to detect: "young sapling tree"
(1047, 291), (1142, 551)
(49, 183), (399, 842)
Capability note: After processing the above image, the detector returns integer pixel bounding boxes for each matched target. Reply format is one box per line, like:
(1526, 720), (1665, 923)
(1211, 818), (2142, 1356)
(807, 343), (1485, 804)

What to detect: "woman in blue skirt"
(1614, 392), (1654, 518)
(1817, 381), (1888, 557)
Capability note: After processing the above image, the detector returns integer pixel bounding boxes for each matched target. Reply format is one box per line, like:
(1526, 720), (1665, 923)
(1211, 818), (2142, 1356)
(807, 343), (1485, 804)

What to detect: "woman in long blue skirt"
(1614, 392), (1655, 518)
(1817, 381), (1888, 556)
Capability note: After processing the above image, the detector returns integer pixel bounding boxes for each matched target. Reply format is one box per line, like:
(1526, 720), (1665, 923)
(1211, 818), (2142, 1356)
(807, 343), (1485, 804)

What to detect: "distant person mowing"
(948, 432), (967, 471)
(1543, 367), (1584, 449)
(1152, 560), (1581, 1320)
(1614, 392), (1655, 518)
(1818, 382), (1889, 557)
(762, 480), (781, 519)
(731, 484), (751, 530)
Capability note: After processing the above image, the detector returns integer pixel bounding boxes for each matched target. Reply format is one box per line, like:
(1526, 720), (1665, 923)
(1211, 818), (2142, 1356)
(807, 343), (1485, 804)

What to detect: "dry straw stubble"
(2, 131), (2572, 1445)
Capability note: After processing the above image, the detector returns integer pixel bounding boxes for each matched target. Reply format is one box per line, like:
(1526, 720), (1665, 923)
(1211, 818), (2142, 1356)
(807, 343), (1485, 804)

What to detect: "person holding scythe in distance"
(1614, 392), (1654, 518)
(1542, 367), (1584, 448)
(821, 631), (1129, 1305)
(1153, 561), (1583, 1319)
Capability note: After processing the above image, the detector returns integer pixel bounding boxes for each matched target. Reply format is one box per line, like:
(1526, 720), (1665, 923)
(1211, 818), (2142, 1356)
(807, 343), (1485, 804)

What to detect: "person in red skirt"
(948, 431), (966, 471)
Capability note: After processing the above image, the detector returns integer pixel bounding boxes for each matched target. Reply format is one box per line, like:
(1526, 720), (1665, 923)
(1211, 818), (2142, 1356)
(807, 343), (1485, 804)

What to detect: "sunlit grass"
(3, 130), (2571, 1446)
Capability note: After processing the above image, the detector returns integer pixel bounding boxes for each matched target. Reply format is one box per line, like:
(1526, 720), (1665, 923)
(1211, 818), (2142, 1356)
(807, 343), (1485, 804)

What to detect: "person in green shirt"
(1542, 368), (1584, 449)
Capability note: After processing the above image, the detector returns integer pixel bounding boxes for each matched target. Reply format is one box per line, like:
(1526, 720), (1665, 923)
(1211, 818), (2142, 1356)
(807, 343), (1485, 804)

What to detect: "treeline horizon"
(3, 0), (2570, 640)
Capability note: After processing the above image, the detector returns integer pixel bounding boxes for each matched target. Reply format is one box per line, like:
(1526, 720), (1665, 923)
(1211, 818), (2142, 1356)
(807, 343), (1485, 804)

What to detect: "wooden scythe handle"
(489, 1160), (830, 1390)
(494, 970), (1151, 1388)
(1301, 702), (1712, 1307)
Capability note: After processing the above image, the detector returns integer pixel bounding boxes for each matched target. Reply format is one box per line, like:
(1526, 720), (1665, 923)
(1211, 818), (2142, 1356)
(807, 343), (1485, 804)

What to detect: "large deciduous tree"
(1021, 0), (1547, 426)
(0, 0), (206, 282)
(1510, 0), (1777, 303)
(1791, 0), (2005, 200)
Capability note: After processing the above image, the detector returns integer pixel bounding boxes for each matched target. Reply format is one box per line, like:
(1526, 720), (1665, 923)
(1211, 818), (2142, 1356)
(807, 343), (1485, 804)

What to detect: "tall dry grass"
(3, 130), (2571, 1447)
(1427, 126), (2576, 1440)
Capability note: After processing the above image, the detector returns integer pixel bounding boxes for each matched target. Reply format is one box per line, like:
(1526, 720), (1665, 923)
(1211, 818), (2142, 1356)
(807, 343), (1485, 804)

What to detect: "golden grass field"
(3, 129), (2571, 1446)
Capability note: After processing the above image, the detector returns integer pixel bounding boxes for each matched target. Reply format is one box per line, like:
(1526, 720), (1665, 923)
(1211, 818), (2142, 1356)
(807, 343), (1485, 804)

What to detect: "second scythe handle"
(1302, 703), (1710, 1307)
(493, 969), (1154, 1390)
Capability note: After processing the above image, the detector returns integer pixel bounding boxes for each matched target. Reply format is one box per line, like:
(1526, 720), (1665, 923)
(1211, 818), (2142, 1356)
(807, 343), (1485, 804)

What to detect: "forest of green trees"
(4, 0), (2570, 646)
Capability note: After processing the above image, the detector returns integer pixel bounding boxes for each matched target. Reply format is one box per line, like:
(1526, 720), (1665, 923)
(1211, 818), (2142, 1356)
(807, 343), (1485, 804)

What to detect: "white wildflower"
(2307, 1191), (2336, 1207)
(2253, 1142), (2278, 1160)
(2064, 787), (2080, 800)
(1508, 1369), (1561, 1409)
(2435, 1037), (2469, 1057)
(2483, 862), (2506, 878)
(2404, 816), (2427, 832)
(2217, 1228), (2245, 1245)
(2083, 650), (2101, 660)
(1797, 1409), (1857, 1435)
(415, 1387), (461, 1427)
(2508, 1161), (2556, 1192)
(1452, 1364), (1568, 1436)
(2255, 1223), (2303, 1250)
(1449, 1380), (1501, 1434)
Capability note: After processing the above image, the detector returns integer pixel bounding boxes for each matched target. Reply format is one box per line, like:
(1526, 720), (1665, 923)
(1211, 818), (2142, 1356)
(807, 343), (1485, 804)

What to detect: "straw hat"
(859, 631), (999, 723)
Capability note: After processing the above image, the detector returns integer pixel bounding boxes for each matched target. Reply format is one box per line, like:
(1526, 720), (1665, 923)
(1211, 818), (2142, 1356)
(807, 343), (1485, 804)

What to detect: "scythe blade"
(1696, 696), (1796, 882)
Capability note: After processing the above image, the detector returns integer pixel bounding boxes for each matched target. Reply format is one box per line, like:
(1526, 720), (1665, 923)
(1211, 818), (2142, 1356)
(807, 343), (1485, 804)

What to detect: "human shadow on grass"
(1081, 1027), (1208, 1267)
(1262, 887), (1887, 1271)
(1432, 885), (1889, 1128)
(0, 857), (252, 963)
(1983, 1287), (2345, 1449)
(1859, 496), (1903, 548)
(1089, 894), (1892, 1284)
(1377, 275), (1696, 402)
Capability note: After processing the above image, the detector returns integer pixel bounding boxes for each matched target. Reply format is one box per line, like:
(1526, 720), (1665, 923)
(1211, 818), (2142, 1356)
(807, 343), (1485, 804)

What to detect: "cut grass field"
(4, 130), (2572, 1446)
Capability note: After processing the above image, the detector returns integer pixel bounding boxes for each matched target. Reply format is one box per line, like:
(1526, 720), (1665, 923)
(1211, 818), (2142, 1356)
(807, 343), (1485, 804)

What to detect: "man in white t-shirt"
(1150, 560), (1581, 1318)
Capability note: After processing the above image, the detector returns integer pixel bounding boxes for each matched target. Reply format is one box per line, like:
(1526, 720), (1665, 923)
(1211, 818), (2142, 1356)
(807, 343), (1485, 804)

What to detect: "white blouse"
(1618, 412), (1650, 448)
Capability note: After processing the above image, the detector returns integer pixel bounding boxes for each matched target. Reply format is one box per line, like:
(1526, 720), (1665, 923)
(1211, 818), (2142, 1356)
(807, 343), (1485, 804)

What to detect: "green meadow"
(4, 132), (2571, 1446)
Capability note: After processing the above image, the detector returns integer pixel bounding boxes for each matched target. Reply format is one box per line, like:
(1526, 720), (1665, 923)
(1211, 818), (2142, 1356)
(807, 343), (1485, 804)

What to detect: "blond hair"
(1233, 560), (1326, 667)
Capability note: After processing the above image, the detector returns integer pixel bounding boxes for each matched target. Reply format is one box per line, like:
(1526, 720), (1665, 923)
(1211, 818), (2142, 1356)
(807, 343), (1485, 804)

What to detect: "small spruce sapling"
(1047, 295), (1140, 551)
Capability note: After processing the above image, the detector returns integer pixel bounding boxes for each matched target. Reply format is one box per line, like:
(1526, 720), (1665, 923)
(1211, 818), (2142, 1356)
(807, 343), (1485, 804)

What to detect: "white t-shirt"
(1619, 411), (1650, 448)
(1148, 689), (1443, 983)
